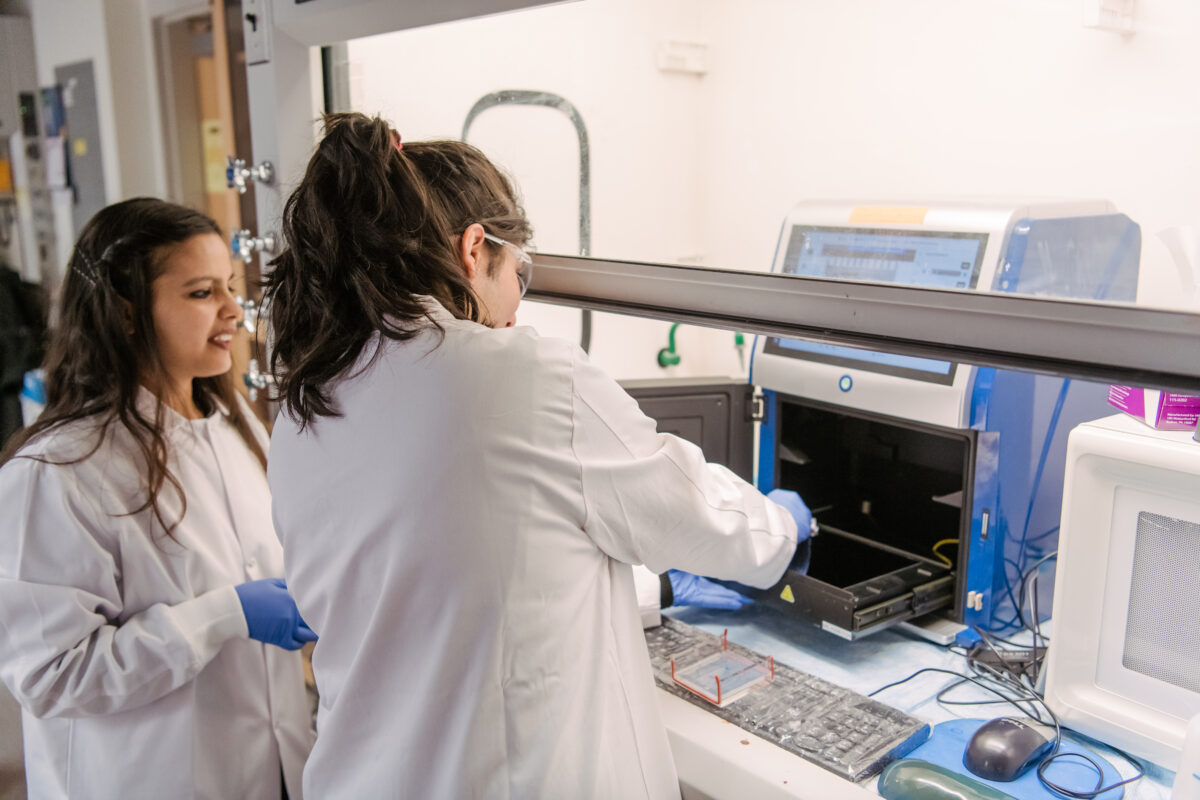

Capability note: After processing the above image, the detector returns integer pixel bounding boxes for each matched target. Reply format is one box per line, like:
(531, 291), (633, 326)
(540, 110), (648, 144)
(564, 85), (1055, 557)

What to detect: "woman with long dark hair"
(0, 198), (315, 799)
(267, 113), (807, 799)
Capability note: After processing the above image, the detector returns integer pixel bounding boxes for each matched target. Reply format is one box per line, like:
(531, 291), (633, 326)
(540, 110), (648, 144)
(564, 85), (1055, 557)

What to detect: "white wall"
(349, 0), (721, 380)
(28, 0), (123, 202)
(27, 0), (204, 208)
(103, 0), (170, 200)
(346, 0), (1200, 380)
(699, 0), (1200, 310)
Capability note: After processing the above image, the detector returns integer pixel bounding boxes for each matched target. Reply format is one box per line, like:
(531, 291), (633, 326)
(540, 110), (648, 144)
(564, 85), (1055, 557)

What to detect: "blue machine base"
(904, 719), (1125, 800)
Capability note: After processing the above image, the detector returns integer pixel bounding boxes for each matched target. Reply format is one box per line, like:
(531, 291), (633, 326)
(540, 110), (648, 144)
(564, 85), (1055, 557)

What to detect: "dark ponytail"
(264, 112), (531, 429)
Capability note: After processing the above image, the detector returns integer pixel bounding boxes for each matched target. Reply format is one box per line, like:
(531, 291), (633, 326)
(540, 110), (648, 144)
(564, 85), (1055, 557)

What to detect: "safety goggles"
(482, 233), (535, 297)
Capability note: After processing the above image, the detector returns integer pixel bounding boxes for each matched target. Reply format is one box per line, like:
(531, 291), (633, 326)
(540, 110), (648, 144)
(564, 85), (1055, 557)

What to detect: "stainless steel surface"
(525, 255), (1200, 393)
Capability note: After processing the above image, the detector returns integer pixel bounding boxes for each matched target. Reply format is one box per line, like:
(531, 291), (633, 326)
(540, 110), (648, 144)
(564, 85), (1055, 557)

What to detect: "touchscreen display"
(764, 226), (988, 385)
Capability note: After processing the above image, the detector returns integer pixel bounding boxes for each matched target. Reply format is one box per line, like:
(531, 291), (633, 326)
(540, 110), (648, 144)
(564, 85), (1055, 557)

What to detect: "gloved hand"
(667, 570), (752, 610)
(768, 489), (815, 575)
(234, 577), (318, 651)
(767, 489), (814, 542)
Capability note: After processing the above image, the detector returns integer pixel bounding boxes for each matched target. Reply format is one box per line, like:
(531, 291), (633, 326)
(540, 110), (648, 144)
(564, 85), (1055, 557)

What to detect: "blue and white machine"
(746, 199), (1140, 638)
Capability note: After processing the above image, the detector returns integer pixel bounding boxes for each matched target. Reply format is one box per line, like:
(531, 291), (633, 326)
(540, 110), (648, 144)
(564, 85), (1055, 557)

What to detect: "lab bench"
(654, 605), (1174, 800)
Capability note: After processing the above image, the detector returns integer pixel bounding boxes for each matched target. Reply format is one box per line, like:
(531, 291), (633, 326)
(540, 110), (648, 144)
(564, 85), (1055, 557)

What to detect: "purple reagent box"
(1108, 386), (1200, 431)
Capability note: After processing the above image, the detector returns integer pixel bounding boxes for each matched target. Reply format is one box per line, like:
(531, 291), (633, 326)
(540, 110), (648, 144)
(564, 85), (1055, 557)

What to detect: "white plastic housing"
(1044, 414), (1200, 770)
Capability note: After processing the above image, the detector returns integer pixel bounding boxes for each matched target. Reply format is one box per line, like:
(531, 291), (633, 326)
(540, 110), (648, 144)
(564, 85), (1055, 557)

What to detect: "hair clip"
(72, 249), (100, 289)
(99, 236), (134, 265)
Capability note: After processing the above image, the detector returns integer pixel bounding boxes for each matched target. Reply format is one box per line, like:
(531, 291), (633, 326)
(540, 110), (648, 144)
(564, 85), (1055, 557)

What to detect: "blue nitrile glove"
(767, 489), (814, 575)
(234, 577), (318, 651)
(667, 570), (752, 610)
(767, 489), (813, 542)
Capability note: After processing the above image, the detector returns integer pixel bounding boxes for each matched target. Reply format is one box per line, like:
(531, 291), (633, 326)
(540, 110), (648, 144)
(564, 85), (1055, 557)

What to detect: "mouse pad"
(902, 719), (1125, 800)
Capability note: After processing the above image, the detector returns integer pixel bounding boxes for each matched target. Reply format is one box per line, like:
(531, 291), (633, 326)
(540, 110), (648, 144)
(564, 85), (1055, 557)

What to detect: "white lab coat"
(269, 299), (797, 800)
(0, 391), (314, 799)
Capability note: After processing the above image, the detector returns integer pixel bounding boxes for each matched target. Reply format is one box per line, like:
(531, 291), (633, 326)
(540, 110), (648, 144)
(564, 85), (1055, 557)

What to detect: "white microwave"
(1044, 413), (1200, 770)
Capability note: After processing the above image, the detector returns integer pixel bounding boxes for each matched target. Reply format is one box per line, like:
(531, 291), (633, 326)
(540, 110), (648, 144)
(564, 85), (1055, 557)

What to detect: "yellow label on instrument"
(849, 206), (929, 225)
(780, 584), (795, 604)
(0, 159), (11, 193)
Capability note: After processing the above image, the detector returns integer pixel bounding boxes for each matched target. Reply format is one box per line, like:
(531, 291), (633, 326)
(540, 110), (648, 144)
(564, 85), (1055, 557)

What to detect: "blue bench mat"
(902, 719), (1124, 800)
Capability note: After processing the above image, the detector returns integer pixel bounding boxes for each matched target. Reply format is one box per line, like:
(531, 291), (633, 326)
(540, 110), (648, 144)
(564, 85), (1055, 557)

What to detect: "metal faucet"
(243, 358), (276, 402)
(225, 156), (275, 194)
(232, 229), (277, 264)
(235, 296), (260, 335)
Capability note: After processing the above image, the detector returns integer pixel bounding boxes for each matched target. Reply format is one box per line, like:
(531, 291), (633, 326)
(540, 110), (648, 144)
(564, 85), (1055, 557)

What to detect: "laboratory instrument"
(1044, 414), (1200, 772)
(745, 199), (1140, 638)
(1174, 713), (1200, 800)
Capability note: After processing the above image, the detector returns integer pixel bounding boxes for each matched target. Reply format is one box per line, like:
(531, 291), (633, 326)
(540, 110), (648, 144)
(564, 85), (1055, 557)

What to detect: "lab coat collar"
(415, 294), (458, 324)
(134, 385), (230, 430)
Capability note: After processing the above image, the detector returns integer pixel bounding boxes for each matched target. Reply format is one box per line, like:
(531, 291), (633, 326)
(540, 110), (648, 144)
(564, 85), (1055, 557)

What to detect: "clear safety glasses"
(482, 233), (535, 297)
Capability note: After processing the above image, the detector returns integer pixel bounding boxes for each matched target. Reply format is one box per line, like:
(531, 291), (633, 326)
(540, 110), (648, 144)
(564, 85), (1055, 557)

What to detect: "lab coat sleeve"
(569, 351), (797, 588)
(0, 458), (250, 719)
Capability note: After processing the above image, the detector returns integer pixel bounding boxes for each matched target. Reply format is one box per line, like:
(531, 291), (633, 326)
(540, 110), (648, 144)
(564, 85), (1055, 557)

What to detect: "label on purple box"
(1109, 386), (1200, 430)
(1107, 385), (1144, 416)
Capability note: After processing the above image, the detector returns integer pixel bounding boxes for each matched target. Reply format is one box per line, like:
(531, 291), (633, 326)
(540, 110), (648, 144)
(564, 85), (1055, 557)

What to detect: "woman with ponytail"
(267, 113), (803, 799)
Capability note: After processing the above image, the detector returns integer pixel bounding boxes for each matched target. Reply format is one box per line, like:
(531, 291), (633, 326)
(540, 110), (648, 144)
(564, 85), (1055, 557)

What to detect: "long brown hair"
(264, 112), (531, 429)
(0, 197), (267, 537)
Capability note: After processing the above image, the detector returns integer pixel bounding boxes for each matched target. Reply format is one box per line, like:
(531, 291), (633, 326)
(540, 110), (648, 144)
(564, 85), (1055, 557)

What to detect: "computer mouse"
(963, 717), (1055, 782)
